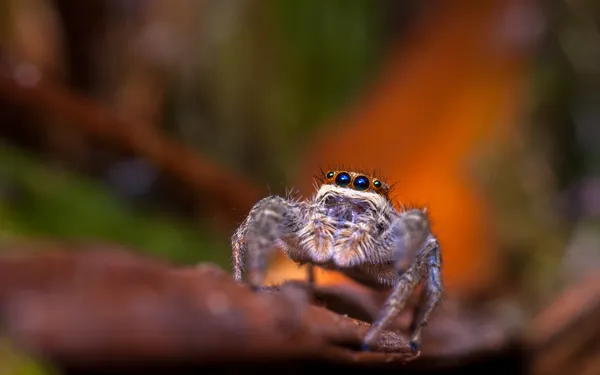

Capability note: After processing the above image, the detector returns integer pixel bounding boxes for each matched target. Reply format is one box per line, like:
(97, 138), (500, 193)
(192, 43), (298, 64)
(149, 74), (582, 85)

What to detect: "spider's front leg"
(231, 196), (303, 287)
(363, 209), (443, 354)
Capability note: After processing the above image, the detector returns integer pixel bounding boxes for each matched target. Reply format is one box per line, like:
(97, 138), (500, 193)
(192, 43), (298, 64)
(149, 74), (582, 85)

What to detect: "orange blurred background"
(264, 0), (538, 298)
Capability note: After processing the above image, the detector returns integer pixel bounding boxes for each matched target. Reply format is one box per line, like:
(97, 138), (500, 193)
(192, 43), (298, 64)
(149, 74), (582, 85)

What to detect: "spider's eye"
(335, 172), (351, 187)
(373, 180), (382, 189)
(353, 176), (369, 191)
(326, 171), (335, 179)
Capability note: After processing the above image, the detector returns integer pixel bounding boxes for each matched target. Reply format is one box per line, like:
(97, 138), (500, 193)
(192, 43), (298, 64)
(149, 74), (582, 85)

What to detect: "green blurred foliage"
(164, 0), (386, 185)
(0, 143), (230, 266)
(0, 338), (56, 375)
(269, 0), (384, 137)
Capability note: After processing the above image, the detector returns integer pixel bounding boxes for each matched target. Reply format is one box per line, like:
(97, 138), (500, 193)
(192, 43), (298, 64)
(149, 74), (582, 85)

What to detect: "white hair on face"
(315, 183), (387, 202)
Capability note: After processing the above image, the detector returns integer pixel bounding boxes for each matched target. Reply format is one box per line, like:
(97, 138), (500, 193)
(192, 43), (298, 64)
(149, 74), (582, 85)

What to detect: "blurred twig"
(0, 243), (523, 373)
(526, 270), (600, 375)
(0, 70), (264, 228)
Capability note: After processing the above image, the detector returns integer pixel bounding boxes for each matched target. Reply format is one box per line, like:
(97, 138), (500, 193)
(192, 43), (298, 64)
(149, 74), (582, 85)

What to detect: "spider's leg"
(362, 209), (431, 353)
(363, 266), (420, 351)
(409, 237), (442, 349)
(233, 196), (302, 287)
(408, 280), (426, 325)
(393, 209), (431, 275)
(306, 263), (316, 287)
(231, 216), (250, 282)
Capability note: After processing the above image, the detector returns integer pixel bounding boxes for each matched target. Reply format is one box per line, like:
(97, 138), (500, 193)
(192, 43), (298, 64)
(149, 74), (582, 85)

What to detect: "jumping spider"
(231, 169), (442, 353)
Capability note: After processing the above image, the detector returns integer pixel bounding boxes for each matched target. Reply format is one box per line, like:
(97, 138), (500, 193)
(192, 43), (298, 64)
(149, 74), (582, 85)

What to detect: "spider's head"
(318, 170), (391, 199)
(313, 170), (393, 221)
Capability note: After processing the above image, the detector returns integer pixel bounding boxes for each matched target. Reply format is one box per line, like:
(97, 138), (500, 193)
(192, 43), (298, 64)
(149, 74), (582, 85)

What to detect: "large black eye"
(353, 175), (369, 191)
(335, 172), (351, 187)
(326, 171), (335, 179)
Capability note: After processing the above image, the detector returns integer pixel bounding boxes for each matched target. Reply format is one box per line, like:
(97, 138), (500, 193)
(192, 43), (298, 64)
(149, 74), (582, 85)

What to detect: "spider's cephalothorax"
(231, 169), (443, 354)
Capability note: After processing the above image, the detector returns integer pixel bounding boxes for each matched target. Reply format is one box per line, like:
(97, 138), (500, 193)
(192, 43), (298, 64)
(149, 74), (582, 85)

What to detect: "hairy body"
(231, 170), (443, 353)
